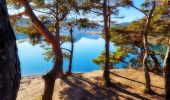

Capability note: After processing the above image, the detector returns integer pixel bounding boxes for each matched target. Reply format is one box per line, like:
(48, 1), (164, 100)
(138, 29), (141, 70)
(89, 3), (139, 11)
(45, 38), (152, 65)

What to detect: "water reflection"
(17, 34), (116, 75)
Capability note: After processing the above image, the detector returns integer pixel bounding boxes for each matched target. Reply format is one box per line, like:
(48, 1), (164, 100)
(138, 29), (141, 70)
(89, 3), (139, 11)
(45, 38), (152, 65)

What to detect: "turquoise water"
(16, 33), (117, 75)
(15, 27), (164, 75)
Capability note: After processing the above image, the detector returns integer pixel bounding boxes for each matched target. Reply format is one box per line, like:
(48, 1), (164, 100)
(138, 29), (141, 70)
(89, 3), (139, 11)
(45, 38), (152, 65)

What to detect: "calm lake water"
(16, 26), (139, 75)
(16, 28), (119, 75)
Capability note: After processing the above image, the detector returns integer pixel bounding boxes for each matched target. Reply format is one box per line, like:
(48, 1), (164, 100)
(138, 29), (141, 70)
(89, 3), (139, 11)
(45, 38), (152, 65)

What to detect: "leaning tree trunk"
(0, 0), (21, 100)
(163, 38), (170, 100)
(68, 28), (74, 74)
(14, 1), (64, 99)
(103, 0), (112, 87)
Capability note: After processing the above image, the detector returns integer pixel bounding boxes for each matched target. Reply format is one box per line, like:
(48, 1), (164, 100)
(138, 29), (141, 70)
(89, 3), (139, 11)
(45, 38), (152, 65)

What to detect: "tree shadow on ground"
(60, 74), (151, 100)
(110, 72), (164, 99)
(110, 72), (164, 90)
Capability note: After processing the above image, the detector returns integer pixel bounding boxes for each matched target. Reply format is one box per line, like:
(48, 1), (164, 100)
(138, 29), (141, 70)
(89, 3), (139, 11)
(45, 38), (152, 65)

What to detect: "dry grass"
(17, 69), (164, 100)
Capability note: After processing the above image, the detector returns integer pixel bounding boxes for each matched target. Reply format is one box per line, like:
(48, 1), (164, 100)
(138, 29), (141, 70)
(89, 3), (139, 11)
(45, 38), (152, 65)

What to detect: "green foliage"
(15, 25), (40, 36)
(76, 18), (99, 29)
(9, 0), (170, 71)
(151, 5), (170, 35)
(62, 51), (71, 60)
(127, 19), (145, 32)
(110, 27), (142, 47)
(109, 22), (144, 68)
(121, 0), (133, 6)
(60, 35), (73, 44)
(7, 0), (21, 8)
(31, 0), (46, 8)
(93, 47), (128, 69)
(109, 2), (170, 69)
(43, 48), (53, 62)
(80, 0), (120, 15)
(43, 47), (70, 62)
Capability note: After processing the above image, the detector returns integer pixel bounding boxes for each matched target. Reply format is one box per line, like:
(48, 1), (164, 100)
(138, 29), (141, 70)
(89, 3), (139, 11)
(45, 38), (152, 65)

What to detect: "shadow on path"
(60, 75), (150, 100)
(110, 72), (164, 90)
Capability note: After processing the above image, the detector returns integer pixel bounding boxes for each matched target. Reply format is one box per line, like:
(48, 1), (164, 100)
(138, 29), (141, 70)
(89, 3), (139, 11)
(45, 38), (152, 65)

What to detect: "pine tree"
(122, 0), (156, 93)
(14, 0), (78, 99)
(81, 0), (120, 87)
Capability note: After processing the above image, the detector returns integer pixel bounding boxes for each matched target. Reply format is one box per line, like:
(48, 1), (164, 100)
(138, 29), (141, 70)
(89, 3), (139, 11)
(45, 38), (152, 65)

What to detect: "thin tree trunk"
(143, 16), (152, 93)
(163, 38), (170, 100)
(68, 28), (74, 74)
(143, 33), (151, 93)
(142, 0), (156, 92)
(103, 0), (112, 87)
(0, 0), (21, 99)
(130, 0), (156, 93)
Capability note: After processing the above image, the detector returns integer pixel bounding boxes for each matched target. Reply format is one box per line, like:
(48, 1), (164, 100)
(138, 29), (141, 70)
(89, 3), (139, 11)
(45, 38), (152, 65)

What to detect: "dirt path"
(17, 69), (164, 100)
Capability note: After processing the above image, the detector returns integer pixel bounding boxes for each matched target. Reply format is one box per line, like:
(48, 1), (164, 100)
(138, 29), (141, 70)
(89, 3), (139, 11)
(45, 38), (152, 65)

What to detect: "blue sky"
(74, 0), (145, 23)
(8, 0), (145, 23)
(118, 0), (145, 23)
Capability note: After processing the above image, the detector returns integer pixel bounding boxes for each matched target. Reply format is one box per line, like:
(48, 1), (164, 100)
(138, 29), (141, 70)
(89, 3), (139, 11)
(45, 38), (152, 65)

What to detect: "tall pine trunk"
(68, 28), (74, 74)
(143, 33), (151, 93)
(103, 0), (112, 86)
(143, 16), (152, 93)
(0, 0), (21, 99)
(163, 38), (170, 100)
(142, 0), (155, 93)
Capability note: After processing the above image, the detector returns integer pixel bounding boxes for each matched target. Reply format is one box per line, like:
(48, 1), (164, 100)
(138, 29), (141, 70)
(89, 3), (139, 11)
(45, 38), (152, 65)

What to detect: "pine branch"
(130, 4), (147, 16)
(61, 48), (71, 52)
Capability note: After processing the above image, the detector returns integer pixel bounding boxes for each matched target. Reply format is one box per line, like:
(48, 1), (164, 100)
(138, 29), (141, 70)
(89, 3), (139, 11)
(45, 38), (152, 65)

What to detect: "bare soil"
(17, 69), (164, 100)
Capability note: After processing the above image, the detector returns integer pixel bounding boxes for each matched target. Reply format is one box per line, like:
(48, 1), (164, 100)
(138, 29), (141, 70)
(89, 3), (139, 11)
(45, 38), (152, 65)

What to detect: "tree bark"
(142, 0), (156, 93)
(103, 0), (112, 87)
(143, 34), (151, 93)
(163, 38), (170, 100)
(68, 28), (74, 74)
(143, 17), (152, 93)
(0, 0), (21, 99)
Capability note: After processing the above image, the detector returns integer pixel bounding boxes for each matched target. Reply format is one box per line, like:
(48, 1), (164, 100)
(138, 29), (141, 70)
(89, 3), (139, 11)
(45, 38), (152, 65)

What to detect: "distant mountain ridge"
(111, 22), (130, 27)
(15, 18), (130, 41)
